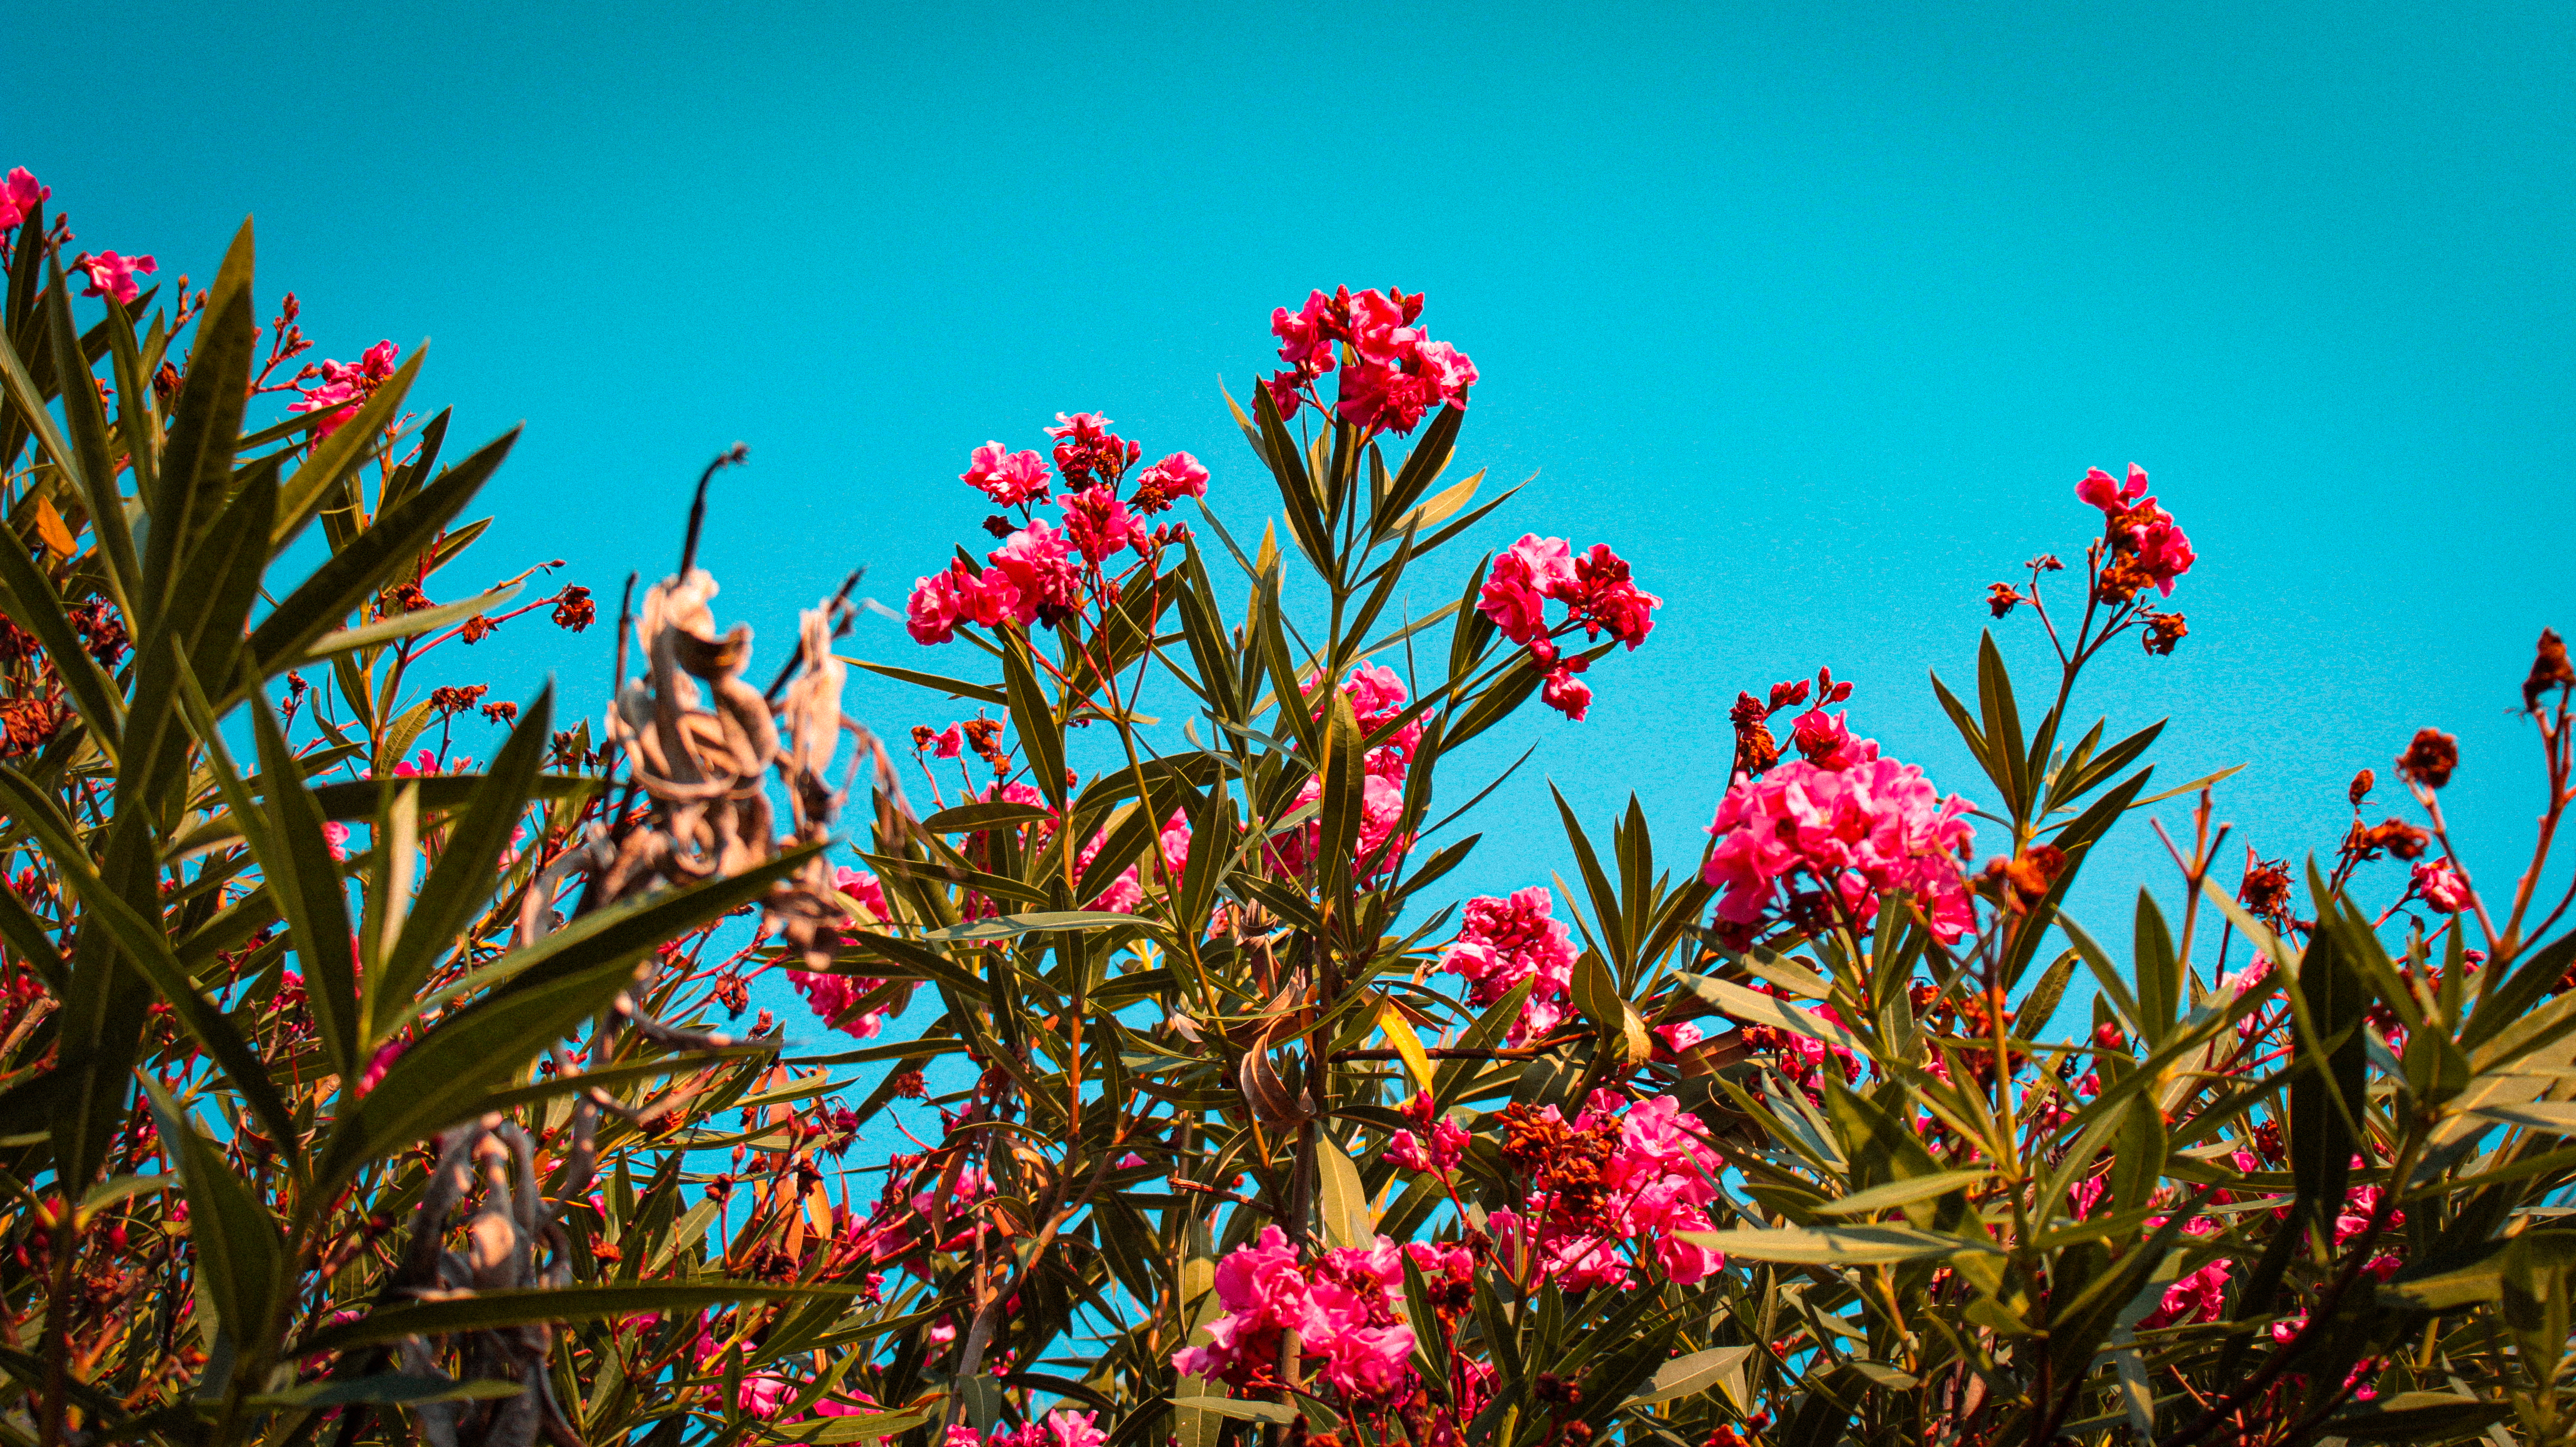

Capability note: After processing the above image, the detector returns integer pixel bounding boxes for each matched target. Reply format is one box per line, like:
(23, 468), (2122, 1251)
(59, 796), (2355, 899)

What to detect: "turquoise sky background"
(13, 1), (2575, 1058)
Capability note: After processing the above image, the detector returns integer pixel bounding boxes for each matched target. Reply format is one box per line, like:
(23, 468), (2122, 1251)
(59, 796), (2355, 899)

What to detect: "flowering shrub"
(7, 171), (2576, 1447)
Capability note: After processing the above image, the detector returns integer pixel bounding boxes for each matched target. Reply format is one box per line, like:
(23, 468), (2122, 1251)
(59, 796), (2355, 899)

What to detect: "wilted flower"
(1987, 582), (2024, 617)
(553, 585), (596, 632)
(1128, 451), (1208, 512)
(2395, 727), (2459, 789)
(2526, 628), (2574, 713)
(2077, 465), (2195, 603)
(2142, 611), (2188, 655)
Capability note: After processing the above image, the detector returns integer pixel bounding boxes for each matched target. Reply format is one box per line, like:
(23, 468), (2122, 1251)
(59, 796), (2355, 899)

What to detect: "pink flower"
(1702, 723), (1976, 945)
(961, 443), (1053, 506)
(2077, 465), (2195, 597)
(1787, 708), (1874, 770)
(1269, 772), (1411, 880)
(1170, 1225), (1421, 1401)
(931, 724), (964, 757)
(357, 1038), (407, 1095)
(1130, 451), (1209, 512)
(389, 748), (437, 778)
(2413, 858), (2471, 913)
(1494, 1091), (1728, 1290)
(1656, 1020), (1705, 1053)
(1440, 887), (1578, 1046)
(0, 168), (49, 231)
(289, 341), (400, 440)
(1386, 1093), (1471, 1174)
(1542, 661), (1592, 722)
(1264, 288), (1473, 435)
(1478, 535), (1577, 645)
(788, 869), (905, 1039)
(322, 821), (351, 862)
(1558, 544), (1660, 648)
(73, 251), (156, 305)
(985, 521), (1082, 628)
(1045, 412), (1140, 488)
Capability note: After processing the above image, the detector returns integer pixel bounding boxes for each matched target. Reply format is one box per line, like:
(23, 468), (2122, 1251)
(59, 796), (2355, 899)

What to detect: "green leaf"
(1316, 686), (1365, 903)
(1620, 1345), (1754, 1407)
(1813, 1170), (1993, 1217)
(1674, 971), (1865, 1052)
(843, 656), (1007, 707)
(0, 764), (297, 1150)
(295, 1284), (865, 1356)
(921, 801), (1054, 834)
(1164, 1398), (1297, 1426)
(248, 1376), (527, 1410)
(272, 348), (423, 548)
(999, 630), (1066, 811)
(2325, 1392), (2511, 1441)
(1316, 1132), (1372, 1249)
(2134, 889), (2180, 1043)
(40, 265), (138, 618)
(375, 687), (553, 1024)
(293, 583), (521, 664)
(142, 1077), (286, 1369)
(144, 219), (256, 631)
(1674, 1225), (1999, 1265)
(908, 911), (1150, 943)
(1974, 631), (2028, 820)
(243, 426), (521, 678)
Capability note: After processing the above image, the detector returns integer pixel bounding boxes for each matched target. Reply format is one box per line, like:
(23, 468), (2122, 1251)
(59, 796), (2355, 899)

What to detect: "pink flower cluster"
(1476, 535), (1661, 722)
(73, 250), (156, 305)
(1439, 886), (1579, 1046)
(910, 414), (1202, 645)
(2076, 465), (2196, 598)
(1702, 712), (1976, 944)
(0, 168), (49, 232)
(787, 868), (906, 1040)
(1266, 287), (1477, 436)
(1173, 1225), (1470, 1401)
(289, 340), (399, 441)
(947, 1412), (1107, 1447)
(1267, 666), (1420, 881)
(1386, 1090), (1471, 1173)
(1491, 1090), (1728, 1291)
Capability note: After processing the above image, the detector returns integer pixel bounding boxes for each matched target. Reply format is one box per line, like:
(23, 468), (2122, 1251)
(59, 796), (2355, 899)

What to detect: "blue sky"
(15, 0), (2575, 1055)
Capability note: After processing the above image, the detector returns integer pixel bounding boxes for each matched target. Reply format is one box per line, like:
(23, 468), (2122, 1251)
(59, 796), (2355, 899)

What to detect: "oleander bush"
(3, 170), (2576, 1447)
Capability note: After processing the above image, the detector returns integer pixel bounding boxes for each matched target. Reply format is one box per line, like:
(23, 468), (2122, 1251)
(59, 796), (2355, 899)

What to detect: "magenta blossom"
(0, 168), (49, 231)
(1703, 718), (1975, 944)
(787, 869), (907, 1040)
(75, 251), (157, 305)
(1440, 887), (1579, 1046)
(961, 443), (1052, 506)
(2413, 858), (2471, 913)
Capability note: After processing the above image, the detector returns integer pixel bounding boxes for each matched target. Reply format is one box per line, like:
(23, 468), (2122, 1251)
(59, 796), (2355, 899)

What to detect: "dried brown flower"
(2395, 727), (2459, 789)
(482, 700), (519, 725)
(1987, 582), (2024, 618)
(2348, 769), (2375, 808)
(2239, 852), (2293, 928)
(2142, 611), (2187, 655)
(0, 696), (61, 756)
(429, 684), (488, 716)
(2526, 628), (2574, 713)
(1979, 844), (2067, 912)
(459, 614), (496, 643)
(552, 585), (595, 633)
